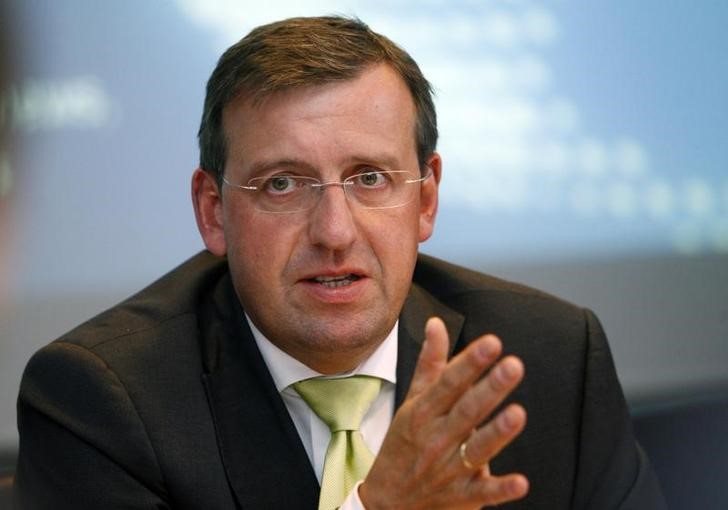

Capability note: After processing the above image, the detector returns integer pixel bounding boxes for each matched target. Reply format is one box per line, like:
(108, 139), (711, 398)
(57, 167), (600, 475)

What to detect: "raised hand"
(360, 317), (528, 510)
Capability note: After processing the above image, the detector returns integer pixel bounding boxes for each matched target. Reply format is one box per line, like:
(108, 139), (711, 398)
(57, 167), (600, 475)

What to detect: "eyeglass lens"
(245, 170), (426, 213)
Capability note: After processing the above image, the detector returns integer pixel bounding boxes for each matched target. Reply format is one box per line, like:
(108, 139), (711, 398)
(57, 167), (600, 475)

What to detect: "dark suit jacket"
(15, 251), (665, 509)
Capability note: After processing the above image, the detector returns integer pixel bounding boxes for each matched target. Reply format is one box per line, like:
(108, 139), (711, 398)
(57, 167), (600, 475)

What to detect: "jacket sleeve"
(14, 341), (170, 510)
(570, 310), (666, 510)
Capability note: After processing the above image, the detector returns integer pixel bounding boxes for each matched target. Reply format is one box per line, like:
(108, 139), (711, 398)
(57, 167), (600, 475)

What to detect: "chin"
(301, 314), (393, 351)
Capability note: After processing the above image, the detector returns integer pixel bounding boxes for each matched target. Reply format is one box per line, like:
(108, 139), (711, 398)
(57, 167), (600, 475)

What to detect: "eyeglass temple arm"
(405, 170), (432, 184)
(221, 176), (257, 190)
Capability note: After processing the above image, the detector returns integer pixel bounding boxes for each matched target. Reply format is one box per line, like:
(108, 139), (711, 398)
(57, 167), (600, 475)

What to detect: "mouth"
(308, 274), (362, 288)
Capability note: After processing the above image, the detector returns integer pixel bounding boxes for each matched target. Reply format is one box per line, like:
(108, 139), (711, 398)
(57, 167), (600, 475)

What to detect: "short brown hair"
(197, 16), (437, 185)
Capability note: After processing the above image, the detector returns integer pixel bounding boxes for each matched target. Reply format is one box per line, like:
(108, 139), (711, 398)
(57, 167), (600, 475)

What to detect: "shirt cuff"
(338, 480), (367, 510)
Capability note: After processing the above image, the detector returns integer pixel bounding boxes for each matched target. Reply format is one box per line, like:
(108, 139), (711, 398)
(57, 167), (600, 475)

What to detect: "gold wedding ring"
(459, 440), (479, 470)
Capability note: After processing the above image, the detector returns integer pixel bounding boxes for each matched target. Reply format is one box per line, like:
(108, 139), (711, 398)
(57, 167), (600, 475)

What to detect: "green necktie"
(293, 375), (382, 510)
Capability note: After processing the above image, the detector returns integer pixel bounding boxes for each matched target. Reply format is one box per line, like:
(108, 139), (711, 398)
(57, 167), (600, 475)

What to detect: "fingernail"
(498, 358), (520, 381)
(426, 316), (441, 328)
(477, 341), (492, 360)
(499, 407), (518, 431)
(477, 336), (499, 360)
(510, 475), (529, 496)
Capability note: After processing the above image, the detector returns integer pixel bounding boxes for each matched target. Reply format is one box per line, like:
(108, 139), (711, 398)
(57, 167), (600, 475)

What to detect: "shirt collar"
(246, 314), (398, 392)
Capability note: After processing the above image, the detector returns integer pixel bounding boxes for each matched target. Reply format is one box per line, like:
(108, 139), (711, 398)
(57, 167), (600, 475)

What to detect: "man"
(15, 16), (665, 509)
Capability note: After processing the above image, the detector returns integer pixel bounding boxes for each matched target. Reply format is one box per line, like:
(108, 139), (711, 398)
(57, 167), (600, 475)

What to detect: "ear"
(418, 152), (441, 242)
(191, 168), (227, 256)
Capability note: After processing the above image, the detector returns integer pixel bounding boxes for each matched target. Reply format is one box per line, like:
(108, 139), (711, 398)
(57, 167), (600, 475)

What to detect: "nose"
(307, 184), (357, 252)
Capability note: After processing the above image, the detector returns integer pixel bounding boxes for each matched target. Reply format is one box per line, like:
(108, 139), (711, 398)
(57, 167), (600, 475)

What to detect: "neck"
(290, 343), (378, 375)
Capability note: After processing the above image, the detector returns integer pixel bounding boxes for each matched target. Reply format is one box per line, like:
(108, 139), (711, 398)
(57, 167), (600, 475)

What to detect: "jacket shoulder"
(54, 250), (230, 352)
(412, 253), (594, 374)
(414, 253), (583, 318)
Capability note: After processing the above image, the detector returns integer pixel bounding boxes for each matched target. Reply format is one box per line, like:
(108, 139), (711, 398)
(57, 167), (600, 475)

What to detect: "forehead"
(221, 64), (418, 175)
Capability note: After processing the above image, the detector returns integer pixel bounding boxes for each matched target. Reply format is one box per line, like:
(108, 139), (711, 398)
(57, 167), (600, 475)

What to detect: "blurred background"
(1, 1), (726, 507)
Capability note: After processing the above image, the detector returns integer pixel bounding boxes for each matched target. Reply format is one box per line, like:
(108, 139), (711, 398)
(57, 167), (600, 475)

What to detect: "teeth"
(315, 275), (348, 282)
(312, 274), (359, 288)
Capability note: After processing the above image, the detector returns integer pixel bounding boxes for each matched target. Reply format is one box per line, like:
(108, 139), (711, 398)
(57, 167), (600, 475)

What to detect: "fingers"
(425, 334), (502, 415)
(408, 316), (519, 434)
(459, 403), (527, 471)
(407, 317), (450, 397)
(361, 316), (529, 510)
(467, 472), (530, 506)
(446, 355), (524, 438)
(410, 321), (502, 415)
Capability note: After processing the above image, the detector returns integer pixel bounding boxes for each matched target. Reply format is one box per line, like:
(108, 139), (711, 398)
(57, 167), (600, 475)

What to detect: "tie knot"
(293, 375), (382, 432)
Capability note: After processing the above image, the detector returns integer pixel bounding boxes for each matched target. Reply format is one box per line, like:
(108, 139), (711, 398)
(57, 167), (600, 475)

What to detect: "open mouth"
(309, 274), (361, 288)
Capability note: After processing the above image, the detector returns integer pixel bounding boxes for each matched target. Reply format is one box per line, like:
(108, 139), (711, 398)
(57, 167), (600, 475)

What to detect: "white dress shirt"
(247, 315), (397, 510)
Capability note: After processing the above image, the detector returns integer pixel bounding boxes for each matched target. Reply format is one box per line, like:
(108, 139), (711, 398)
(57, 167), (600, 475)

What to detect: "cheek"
(366, 208), (421, 272)
(231, 231), (270, 270)
(224, 213), (300, 279)
(225, 221), (288, 314)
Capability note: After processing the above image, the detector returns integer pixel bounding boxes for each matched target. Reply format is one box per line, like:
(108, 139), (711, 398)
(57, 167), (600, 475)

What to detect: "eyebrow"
(246, 159), (316, 177)
(245, 153), (404, 179)
(346, 153), (402, 170)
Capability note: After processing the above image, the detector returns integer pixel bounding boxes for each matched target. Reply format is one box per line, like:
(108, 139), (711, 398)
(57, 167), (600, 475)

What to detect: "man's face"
(194, 63), (440, 373)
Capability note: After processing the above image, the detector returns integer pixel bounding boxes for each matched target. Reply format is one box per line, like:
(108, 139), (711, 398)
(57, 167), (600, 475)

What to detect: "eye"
(354, 171), (388, 188)
(263, 175), (299, 194)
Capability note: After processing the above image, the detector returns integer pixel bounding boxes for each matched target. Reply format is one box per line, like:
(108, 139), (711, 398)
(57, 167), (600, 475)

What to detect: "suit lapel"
(199, 267), (465, 506)
(396, 282), (465, 407)
(201, 277), (319, 509)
